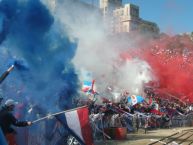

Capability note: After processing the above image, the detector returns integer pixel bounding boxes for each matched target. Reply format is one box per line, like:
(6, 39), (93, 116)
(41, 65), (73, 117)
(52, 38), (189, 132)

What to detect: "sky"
(123, 0), (193, 34)
(81, 0), (193, 34)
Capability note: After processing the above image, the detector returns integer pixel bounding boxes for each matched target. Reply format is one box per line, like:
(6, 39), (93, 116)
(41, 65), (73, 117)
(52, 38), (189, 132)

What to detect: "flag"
(82, 81), (92, 92)
(82, 80), (96, 94)
(153, 102), (159, 110)
(55, 106), (94, 145)
(148, 97), (153, 105)
(128, 95), (144, 105)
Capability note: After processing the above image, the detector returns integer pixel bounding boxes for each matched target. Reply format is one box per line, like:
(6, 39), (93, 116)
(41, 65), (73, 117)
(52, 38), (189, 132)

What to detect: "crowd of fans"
(74, 87), (193, 140)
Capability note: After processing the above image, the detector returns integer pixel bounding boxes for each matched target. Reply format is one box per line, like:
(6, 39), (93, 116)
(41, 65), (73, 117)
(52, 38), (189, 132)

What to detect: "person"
(0, 99), (32, 145)
(144, 117), (149, 134)
(119, 91), (129, 108)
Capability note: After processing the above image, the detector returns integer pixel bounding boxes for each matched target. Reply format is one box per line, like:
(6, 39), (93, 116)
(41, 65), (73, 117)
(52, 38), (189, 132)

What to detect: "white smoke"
(116, 59), (153, 94)
(43, 0), (154, 95)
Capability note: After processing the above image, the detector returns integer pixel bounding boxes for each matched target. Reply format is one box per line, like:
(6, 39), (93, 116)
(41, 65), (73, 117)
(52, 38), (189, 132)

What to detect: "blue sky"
(122, 0), (193, 34)
(81, 0), (193, 34)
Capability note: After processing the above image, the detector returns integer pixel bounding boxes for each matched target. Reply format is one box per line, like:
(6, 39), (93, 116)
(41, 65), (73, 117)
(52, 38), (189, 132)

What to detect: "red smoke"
(144, 35), (193, 102)
(124, 34), (193, 102)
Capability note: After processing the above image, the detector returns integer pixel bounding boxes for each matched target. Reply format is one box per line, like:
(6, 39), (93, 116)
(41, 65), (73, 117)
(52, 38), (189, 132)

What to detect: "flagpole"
(92, 123), (111, 139)
(91, 79), (95, 93)
(32, 105), (88, 124)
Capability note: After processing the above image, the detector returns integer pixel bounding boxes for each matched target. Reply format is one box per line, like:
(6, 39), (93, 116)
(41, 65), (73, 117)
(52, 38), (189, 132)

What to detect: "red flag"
(64, 106), (94, 145)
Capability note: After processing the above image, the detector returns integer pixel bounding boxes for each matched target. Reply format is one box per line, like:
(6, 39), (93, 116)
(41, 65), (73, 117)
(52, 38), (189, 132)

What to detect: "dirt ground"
(94, 127), (193, 145)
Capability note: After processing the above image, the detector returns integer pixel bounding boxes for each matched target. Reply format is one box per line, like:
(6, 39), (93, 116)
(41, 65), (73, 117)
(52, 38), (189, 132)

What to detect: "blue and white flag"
(82, 81), (92, 92)
(128, 95), (144, 105)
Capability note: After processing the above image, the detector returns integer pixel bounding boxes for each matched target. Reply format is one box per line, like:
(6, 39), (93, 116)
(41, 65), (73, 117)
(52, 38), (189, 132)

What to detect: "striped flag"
(82, 81), (92, 92)
(82, 80), (96, 94)
(56, 106), (93, 145)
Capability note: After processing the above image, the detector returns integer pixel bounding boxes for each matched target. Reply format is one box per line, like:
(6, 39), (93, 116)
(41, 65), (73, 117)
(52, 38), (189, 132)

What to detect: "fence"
(15, 112), (193, 144)
(90, 112), (193, 140)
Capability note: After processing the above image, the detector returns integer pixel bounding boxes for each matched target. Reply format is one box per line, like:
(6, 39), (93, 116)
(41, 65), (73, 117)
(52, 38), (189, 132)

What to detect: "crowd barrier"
(14, 112), (193, 144)
(91, 112), (193, 140)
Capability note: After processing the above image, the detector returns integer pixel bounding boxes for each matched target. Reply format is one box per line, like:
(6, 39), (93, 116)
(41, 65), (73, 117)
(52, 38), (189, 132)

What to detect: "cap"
(5, 99), (18, 107)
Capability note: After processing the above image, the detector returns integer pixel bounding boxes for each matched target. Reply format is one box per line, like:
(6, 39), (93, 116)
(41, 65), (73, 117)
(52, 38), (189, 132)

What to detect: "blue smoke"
(0, 0), (82, 144)
(0, 0), (80, 115)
